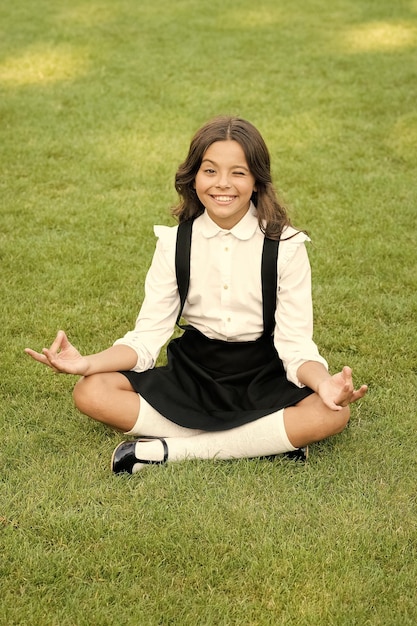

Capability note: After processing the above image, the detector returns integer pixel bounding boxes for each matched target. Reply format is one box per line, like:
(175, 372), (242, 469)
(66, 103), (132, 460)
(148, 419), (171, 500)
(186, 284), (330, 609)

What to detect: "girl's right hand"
(24, 330), (89, 376)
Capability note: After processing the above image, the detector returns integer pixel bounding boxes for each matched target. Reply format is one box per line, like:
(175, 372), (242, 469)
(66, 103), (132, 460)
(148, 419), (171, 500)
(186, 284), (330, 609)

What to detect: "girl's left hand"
(317, 366), (368, 411)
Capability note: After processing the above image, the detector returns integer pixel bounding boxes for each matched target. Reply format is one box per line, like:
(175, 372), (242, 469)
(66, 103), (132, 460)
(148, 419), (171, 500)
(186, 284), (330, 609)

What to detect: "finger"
(351, 385), (368, 402)
(341, 365), (353, 382)
(24, 347), (38, 357)
(40, 351), (68, 373)
(58, 330), (70, 350)
(25, 348), (47, 362)
(323, 398), (343, 411)
(335, 380), (352, 404)
(48, 330), (67, 354)
(24, 348), (54, 368)
(42, 348), (64, 367)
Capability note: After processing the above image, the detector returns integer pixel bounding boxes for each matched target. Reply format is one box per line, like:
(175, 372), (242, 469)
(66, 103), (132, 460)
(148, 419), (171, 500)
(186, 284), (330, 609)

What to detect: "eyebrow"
(201, 158), (250, 171)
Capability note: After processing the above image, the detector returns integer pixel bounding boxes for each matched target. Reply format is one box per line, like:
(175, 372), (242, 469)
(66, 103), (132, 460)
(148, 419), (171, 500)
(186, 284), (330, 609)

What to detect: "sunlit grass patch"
(0, 43), (89, 86)
(343, 21), (417, 52)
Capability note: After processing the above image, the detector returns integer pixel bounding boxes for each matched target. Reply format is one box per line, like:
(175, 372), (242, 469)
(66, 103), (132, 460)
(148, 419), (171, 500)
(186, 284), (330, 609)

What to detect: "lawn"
(1, 0), (417, 624)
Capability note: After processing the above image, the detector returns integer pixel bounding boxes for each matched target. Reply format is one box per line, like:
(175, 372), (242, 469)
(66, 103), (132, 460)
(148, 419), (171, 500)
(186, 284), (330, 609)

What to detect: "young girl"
(25, 116), (368, 474)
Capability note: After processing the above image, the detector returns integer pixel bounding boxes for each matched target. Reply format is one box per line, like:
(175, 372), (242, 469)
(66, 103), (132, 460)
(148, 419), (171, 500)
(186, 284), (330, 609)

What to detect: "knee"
(73, 375), (104, 416)
(327, 405), (350, 436)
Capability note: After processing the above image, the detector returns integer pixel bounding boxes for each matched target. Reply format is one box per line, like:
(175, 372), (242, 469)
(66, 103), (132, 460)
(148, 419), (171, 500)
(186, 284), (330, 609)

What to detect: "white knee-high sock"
(125, 395), (204, 438)
(133, 409), (296, 464)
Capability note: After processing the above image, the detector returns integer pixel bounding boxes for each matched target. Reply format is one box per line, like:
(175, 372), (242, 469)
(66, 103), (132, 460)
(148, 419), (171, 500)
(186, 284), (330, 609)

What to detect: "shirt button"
(224, 247), (229, 252)
(223, 285), (229, 290)
(227, 317), (231, 322)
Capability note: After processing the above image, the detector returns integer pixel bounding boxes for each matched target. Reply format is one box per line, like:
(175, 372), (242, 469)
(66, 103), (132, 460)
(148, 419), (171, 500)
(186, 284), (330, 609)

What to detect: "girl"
(25, 116), (368, 474)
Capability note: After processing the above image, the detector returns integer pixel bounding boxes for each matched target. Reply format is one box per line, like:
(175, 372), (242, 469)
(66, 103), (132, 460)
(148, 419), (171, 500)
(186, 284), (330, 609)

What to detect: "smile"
(211, 195), (236, 203)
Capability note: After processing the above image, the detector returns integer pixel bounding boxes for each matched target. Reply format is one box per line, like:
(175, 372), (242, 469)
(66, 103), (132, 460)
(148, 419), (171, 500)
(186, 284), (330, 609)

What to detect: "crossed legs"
(73, 373), (350, 463)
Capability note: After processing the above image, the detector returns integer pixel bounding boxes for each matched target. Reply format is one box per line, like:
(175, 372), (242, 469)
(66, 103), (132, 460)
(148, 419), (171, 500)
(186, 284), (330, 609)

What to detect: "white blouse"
(114, 204), (328, 387)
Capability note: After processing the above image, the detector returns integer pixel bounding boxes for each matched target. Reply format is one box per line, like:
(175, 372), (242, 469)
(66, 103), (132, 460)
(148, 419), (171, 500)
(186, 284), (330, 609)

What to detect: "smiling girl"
(25, 116), (367, 473)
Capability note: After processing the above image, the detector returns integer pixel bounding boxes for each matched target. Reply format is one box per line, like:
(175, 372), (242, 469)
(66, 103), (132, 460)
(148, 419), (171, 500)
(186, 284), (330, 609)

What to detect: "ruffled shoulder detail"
(278, 226), (311, 270)
(153, 224), (178, 250)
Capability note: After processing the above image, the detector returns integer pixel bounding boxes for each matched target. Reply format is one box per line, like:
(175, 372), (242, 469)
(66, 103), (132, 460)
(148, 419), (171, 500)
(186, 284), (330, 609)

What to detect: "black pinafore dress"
(121, 220), (314, 431)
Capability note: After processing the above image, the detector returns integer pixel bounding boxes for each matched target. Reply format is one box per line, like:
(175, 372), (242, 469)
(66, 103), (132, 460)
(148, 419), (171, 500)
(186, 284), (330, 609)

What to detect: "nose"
(216, 175), (231, 189)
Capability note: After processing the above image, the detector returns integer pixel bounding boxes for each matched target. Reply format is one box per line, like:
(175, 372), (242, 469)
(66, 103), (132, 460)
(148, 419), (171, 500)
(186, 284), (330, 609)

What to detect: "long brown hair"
(172, 116), (291, 239)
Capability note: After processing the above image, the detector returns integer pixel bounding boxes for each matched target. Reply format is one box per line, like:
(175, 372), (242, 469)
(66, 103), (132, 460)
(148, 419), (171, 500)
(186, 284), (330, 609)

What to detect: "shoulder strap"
(261, 237), (280, 336)
(175, 221), (279, 334)
(175, 219), (194, 326)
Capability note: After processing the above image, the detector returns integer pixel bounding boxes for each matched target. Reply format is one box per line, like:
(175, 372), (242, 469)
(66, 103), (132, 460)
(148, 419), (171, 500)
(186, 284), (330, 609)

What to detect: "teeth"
(213, 195), (234, 202)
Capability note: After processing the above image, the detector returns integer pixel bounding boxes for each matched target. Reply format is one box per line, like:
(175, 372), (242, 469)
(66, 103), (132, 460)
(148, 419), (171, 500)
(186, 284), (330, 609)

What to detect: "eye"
(203, 168), (216, 174)
(233, 170), (246, 176)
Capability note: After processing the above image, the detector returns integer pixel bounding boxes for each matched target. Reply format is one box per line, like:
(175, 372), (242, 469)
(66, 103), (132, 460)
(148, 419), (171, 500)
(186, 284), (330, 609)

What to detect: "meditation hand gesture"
(318, 366), (368, 411)
(25, 330), (89, 376)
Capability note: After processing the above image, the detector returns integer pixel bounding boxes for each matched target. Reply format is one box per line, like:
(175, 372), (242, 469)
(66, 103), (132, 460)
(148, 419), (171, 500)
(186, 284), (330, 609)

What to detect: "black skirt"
(120, 327), (313, 432)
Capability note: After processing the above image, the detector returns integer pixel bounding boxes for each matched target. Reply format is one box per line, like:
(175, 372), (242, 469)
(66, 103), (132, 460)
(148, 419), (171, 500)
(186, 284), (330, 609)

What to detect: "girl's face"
(194, 140), (256, 230)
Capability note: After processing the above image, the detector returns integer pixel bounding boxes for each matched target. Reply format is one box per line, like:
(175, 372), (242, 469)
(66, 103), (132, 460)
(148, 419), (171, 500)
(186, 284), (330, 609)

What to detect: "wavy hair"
(172, 116), (292, 239)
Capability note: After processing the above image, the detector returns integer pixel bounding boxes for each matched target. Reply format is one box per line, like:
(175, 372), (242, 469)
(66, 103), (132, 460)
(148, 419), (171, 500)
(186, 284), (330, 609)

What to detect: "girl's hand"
(25, 330), (89, 376)
(317, 366), (368, 411)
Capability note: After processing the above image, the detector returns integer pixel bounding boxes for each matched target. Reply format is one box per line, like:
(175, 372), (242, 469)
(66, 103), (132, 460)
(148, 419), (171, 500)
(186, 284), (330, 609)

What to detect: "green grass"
(1, 0), (417, 624)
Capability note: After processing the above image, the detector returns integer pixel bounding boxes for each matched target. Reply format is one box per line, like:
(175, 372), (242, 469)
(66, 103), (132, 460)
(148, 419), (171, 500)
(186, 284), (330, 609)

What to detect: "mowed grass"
(1, 0), (417, 624)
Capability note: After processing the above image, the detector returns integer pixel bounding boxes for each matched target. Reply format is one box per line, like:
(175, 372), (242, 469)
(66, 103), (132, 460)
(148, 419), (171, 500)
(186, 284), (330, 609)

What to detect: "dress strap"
(175, 219), (194, 326)
(175, 220), (280, 334)
(261, 237), (280, 336)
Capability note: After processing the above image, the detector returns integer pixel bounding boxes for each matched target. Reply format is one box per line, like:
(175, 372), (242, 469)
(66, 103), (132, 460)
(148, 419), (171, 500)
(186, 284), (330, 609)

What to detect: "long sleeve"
(274, 242), (328, 387)
(113, 226), (180, 372)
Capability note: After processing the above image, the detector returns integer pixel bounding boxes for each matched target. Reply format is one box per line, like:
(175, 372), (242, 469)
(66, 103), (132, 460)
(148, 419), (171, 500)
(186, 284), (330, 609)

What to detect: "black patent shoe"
(284, 446), (309, 462)
(260, 446), (309, 463)
(111, 436), (169, 474)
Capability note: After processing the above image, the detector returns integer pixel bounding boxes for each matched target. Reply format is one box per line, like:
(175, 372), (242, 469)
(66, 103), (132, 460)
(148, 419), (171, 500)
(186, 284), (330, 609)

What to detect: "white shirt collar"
(199, 202), (259, 240)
